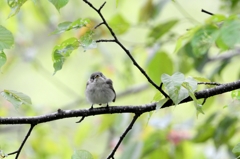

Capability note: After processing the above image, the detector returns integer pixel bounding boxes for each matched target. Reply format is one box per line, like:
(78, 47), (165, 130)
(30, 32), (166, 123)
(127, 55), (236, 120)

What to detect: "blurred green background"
(1, 0), (240, 158)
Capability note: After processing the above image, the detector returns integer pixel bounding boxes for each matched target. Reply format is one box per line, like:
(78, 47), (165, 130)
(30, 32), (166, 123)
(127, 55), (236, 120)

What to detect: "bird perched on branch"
(85, 72), (116, 109)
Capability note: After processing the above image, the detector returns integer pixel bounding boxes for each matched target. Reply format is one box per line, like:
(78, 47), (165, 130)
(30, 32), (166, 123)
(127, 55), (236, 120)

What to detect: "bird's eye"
(95, 75), (99, 78)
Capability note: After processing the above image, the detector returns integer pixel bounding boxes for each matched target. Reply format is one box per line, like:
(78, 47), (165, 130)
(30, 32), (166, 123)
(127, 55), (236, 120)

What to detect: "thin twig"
(202, 98), (207, 105)
(15, 124), (35, 159)
(94, 22), (104, 29)
(96, 39), (115, 43)
(7, 151), (18, 156)
(107, 113), (141, 159)
(198, 82), (221, 86)
(201, 9), (214, 16)
(76, 116), (85, 123)
(83, 0), (168, 98)
(98, 1), (106, 12)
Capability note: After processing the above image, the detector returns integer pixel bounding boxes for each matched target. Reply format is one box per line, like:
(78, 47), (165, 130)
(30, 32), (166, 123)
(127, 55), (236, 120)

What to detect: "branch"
(201, 9), (214, 16)
(107, 113), (141, 159)
(96, 39), (115, 43)
(94, 22), (104, 29)
(8, 124), (35, 159)
(198, 82), (221, 86)
(83, 0), (168, 98)
(1, 80), (240, 125)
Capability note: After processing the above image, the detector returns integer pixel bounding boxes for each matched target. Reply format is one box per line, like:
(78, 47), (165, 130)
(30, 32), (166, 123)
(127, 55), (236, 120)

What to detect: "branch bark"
(1, 80), (240, 125)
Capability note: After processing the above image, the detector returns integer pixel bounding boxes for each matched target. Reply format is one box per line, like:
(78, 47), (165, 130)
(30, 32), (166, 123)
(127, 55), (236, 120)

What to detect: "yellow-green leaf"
(1, 90), (32, 108)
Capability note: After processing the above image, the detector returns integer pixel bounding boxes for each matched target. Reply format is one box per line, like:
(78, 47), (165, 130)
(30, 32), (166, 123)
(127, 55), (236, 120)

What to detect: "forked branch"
(107, 113), (141, 159)
(83, 0), (168, 98)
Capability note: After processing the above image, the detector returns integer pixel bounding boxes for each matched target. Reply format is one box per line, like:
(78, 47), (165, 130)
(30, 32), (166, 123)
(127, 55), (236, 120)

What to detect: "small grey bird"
(85, 72), (116, 109)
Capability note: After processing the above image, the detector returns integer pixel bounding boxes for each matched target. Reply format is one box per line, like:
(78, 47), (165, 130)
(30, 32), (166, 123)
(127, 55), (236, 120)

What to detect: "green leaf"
(233, 143), (240, 153)
(0, 90), (32, 108)
(48, 0), (69, 12)
(161, 72), (198, 106)
(71, 150), (93, 159)
(231, 90), (240, 100)
(147, 51), (173, 84)
(7, 0), (27, 18)
(156, 98), (168, 110)
(109, 14), (130, 34)
(182, 80), (204, 116)
(205, 14), (226, 24)
(190, 25), (219, 56)
(0, 51), (7, 69)
(51, 21), (72, 34)
(0, 25), (14, 50)
(52, 37), (79, 74)
(216, 19), (240, 50)
(71, 18), (90, 29)
(148, 20), (178, 44)
(174, 27), (199, 54)
(51, 18), (90, 34)
(161, 72), (185, 105)
(79, 31), (97, 51)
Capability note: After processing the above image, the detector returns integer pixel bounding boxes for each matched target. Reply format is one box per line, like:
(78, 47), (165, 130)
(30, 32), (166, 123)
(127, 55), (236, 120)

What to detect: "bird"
(85, 72), (116, 109)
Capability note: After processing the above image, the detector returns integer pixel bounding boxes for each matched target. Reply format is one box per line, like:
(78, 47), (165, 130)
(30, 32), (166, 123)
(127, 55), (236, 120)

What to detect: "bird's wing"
(106, 79), (116, 102)
(86, 80), (90, 88)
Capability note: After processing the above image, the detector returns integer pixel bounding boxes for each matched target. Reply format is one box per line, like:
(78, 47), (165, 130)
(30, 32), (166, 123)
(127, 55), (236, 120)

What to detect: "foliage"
(0, 0), (240, 159)
(1, 90), (32, 108)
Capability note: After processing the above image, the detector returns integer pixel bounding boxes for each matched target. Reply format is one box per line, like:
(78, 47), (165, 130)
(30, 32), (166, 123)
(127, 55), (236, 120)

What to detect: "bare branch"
(96, 39), (115, 43)
(202, 98), (207, 105)
(107, 113), (141, 159)
(7, 124), (35, 159)
(98, 1), (106, 12)
(94, 22), (105, 29)
(76, 116), (85, 123)
(1, 80), (240, 125)
(198, 82), (221, 86)
(7, 151), (18, 156)
(201, 9), (214, 16)
(16, 124), (35, 158)
(83, 0), (168, 98)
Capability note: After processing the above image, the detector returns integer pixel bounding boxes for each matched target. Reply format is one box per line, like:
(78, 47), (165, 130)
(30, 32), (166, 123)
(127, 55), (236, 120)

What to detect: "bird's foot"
(89, 104), (93, 110)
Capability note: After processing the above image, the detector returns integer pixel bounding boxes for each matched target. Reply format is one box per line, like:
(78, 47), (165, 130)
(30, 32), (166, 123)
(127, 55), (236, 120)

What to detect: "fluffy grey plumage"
(85, 72), (116, 109)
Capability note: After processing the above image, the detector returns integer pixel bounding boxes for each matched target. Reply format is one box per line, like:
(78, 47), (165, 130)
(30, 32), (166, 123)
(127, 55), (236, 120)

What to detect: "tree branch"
(201, 9), (214, 16)
(107, 113), (141, 159)
(1, 80), (240, 125)
(7, 124), (35, 159)
(198, 82), (221, 86)
(83, 0), (168, 98)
